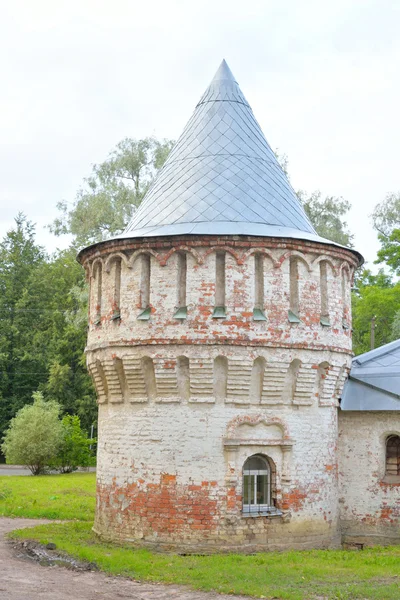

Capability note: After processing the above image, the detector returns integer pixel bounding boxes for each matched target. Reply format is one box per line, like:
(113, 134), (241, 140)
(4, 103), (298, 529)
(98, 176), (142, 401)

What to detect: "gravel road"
(0, 518), (250, 600)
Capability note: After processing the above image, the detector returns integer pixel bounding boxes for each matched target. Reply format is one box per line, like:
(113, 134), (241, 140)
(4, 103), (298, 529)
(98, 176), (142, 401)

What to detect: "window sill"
(242, 509), (283, 518)
(320, 316), (331, 327)
(253, 308), (267, 321)
(110, 311), (121, 321)
(212, 306), (226, 318)
(174, 306), (187, 320)
(288, 310), (301, 324)
(137, 307), (151, 320)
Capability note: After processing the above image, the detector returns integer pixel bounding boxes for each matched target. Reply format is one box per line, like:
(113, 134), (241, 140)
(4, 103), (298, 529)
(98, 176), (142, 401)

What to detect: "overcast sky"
(0, 0), (399, 269)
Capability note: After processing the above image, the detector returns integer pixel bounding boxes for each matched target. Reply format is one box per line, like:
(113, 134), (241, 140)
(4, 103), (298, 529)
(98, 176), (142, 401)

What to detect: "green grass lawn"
(0, 473), (95, 520)
(3, 473), (400, 599)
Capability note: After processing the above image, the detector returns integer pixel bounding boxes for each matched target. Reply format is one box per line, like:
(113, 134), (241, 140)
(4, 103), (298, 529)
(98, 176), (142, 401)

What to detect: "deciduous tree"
(51, 136), (174, 246)
(352, 270), (400, 354)
(1, 392), (63, 475)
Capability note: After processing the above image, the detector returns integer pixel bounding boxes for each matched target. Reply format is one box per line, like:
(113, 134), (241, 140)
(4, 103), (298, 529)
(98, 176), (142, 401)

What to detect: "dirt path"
(0, 518), (250, 600)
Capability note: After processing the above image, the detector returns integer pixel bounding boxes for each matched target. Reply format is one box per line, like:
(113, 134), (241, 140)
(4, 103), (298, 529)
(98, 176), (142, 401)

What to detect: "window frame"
(385, 435), (400, 481)
(242, 455), (281, 517)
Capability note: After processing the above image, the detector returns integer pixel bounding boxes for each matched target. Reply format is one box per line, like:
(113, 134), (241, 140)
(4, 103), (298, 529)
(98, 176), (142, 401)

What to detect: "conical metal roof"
(124, 59), (319, 240)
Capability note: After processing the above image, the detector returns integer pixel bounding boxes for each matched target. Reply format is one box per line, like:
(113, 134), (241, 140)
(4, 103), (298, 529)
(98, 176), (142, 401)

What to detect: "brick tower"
(78, 61), (362, 552)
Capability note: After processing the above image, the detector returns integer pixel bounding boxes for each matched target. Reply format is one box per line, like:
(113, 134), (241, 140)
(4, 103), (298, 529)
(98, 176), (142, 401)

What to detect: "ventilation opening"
(177, 356), (190, 401)
(250, 357), (266, 404)
(288, 257), (300, 323)
(111, 258), (122, 320)
(213, 252), (226, 318)
(94, 263), (102, 326)
(253, 254), (266, 321)
(138, 254), (151, 320)
(174, 253), (187, 320)
(320, 262), (330, 327)
(214, 355), (228, 402)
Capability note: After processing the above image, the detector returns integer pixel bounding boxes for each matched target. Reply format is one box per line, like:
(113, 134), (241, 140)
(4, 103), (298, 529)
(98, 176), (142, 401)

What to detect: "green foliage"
(10, 518), (400, 599)
(0, 214), (46, 439)
(391, 309), (400, 341)
(51, 136), (174, 246)
(375, 229), (400, 274)
(0, 472), (95, 520)
(298, 190), (354, 247)
(0, 227), (97, 437)
(50, 415), (95, 474)
(1, 392), (63, 475)
(352, 269), (400, 355)
(372, 192), (400, 273)
(372, 192), (400, 236)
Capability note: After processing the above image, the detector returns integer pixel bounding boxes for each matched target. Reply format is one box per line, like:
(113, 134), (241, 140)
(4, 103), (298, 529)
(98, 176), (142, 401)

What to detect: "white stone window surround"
(224, 416), (291, 519)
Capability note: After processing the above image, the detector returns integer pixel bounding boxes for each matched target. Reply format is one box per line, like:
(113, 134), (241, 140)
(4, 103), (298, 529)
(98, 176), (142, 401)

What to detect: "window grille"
(386, 436), (400, 476)
(242, 455), (280, 516)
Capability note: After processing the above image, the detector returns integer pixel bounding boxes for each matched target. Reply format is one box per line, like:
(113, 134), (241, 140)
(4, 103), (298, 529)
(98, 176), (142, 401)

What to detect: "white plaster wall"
(338, 411), (400, 544)
(93, 344), (344, 551)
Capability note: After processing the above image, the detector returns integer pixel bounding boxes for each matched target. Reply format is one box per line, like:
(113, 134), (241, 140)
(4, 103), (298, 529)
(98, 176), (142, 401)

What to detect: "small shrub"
(49, 415), (95, 473)
(1, 392), (63, 475)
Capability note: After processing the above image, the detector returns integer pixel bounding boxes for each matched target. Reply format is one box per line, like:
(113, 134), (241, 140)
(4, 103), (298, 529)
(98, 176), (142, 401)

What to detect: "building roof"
(341, 339), (400, 411)
(120, 61), (341, 248)
(79, 60), (362, 264)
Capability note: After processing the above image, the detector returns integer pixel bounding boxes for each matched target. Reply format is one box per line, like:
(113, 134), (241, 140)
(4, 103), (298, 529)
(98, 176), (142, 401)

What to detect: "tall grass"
(0, 473), (95, 520)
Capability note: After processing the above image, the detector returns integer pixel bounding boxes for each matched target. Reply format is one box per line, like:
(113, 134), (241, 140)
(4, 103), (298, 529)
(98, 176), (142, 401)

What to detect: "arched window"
(319, 261), (330, 327)
(213, 252), (226, 318)
(111, 257), (122, 320)
(174, 252), (187, 319)
(341, 268), (350, 330)
(288, 257), (300, 323)
(93, 262), (102, 326)
(243, 455), (277, 515)
(138, 254), (151, 320)
(386, 435), (400, 476)
(253, 254), (266, 320)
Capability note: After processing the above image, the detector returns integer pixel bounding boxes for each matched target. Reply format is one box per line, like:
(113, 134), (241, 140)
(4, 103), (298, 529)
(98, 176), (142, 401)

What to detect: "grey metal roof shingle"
(341, 339), (400, 410)
(124, 60), (318, 238)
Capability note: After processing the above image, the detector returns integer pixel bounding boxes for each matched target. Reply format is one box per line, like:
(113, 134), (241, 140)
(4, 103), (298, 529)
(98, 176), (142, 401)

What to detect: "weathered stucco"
(339, 411), (400, 546)
(78, 234), (362, 552)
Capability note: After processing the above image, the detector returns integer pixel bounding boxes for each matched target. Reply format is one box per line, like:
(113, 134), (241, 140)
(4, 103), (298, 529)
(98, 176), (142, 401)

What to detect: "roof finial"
(211, 59), (236, 84)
